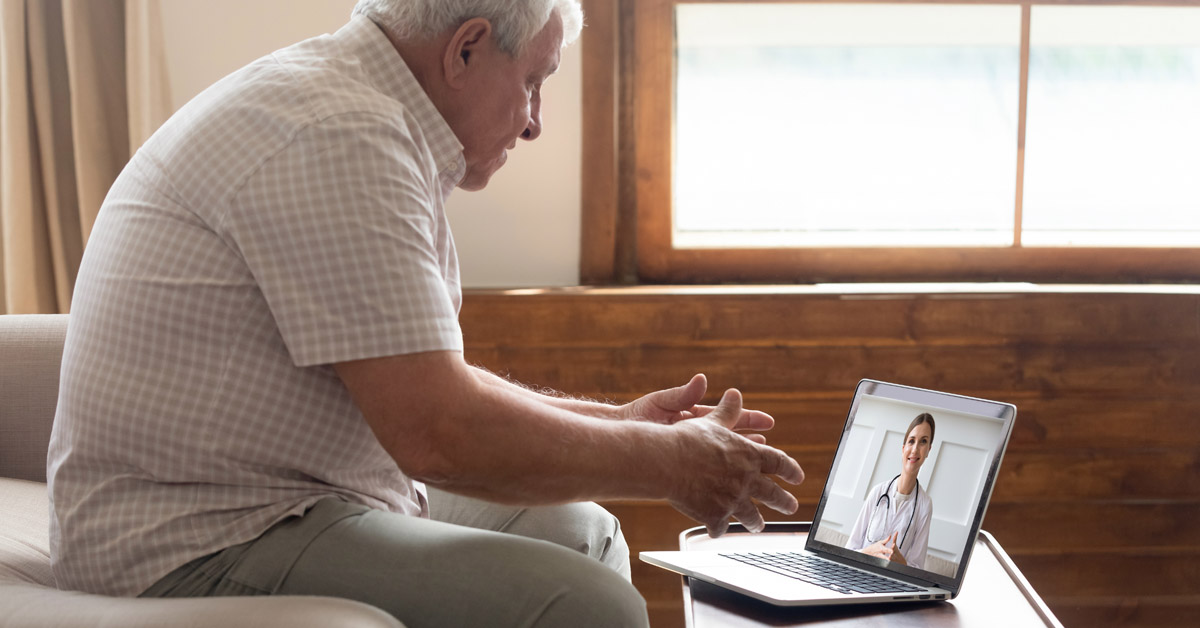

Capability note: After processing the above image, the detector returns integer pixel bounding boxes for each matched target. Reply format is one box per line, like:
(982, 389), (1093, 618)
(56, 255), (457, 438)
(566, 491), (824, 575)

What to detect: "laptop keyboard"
(719, 552), (926, 595)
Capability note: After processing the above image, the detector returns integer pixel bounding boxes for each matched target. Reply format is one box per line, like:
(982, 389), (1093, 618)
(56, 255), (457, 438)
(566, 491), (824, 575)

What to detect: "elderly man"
(47, 1), (804, 626)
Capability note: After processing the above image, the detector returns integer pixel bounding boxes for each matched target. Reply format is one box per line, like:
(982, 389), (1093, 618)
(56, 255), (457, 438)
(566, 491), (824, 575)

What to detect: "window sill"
(465, 283), (1200, 298)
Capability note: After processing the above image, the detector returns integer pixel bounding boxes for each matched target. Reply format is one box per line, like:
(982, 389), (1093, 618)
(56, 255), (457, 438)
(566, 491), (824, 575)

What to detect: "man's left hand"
(618, 374), (775, 443)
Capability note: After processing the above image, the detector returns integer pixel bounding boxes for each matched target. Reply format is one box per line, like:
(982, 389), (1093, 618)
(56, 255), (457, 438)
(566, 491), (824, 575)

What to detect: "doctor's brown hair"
(906, 413), (936, 444)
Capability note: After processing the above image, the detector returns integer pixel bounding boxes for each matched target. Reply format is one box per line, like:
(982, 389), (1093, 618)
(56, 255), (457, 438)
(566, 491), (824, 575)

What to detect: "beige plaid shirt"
(48, 15), (466, 597)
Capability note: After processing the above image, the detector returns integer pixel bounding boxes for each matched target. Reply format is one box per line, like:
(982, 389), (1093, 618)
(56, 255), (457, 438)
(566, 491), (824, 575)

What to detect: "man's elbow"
(335, 350), (482, 483)
(373, 409), (467, 483)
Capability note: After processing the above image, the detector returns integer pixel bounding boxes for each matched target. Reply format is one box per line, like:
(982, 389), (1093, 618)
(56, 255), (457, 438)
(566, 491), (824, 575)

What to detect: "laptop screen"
(806, 380), (1016, 591)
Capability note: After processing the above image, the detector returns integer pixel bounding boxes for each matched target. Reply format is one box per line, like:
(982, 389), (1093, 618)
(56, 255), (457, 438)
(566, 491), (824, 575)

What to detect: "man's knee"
(427, 489), (632, 579)
(560, 502), (624, 558)
(510, 501), (631, 578)
(536, 559), (649, 628)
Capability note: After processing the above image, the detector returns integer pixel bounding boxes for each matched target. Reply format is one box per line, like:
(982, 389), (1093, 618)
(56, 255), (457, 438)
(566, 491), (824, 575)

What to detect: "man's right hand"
(667, 388), (805, 537)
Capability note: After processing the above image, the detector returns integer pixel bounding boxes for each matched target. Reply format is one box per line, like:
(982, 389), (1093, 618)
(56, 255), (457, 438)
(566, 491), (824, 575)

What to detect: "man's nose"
(521, 103), (542, 141)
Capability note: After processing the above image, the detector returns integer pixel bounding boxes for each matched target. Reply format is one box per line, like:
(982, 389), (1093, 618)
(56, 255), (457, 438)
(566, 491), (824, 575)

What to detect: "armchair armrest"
(0, 584), (404, 628)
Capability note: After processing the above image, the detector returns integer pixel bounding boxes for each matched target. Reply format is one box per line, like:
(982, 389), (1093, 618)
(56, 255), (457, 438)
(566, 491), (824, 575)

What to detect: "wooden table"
(679, 522), (1063, 627)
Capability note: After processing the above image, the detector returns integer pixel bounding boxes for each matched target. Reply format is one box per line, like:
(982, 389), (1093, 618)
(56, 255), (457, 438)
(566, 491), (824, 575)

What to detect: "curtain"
(0, 0), (170, 314)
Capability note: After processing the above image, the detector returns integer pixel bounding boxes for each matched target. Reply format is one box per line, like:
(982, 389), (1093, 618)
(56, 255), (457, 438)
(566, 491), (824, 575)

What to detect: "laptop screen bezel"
(804, 379), (1017, 594)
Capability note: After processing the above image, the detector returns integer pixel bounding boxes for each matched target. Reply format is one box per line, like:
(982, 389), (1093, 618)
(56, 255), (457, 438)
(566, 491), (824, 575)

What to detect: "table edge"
(677, 522), (1064, 628)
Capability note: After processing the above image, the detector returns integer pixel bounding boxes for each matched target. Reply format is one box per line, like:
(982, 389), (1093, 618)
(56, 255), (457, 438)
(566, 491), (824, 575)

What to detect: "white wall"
(158, 0), (582, 288)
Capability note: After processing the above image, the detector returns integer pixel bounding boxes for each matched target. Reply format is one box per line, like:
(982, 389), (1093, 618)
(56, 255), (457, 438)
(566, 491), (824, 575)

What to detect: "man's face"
(452, 13), (563, 191)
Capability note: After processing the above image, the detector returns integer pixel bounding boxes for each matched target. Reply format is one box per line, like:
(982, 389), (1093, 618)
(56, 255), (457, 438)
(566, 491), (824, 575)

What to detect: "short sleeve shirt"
(46, 15), (466, 597)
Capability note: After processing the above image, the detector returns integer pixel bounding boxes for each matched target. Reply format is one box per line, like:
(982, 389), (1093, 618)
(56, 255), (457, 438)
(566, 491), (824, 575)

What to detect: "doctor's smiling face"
(901, 422), (933, 476)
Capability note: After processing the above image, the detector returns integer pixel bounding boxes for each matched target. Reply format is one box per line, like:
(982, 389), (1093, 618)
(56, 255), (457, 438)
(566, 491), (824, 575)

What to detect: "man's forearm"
(339, 352), (671, 505)
(412, 366), (676, 504)
(335, 350), (803, 534)
(471, 364), (620, 419)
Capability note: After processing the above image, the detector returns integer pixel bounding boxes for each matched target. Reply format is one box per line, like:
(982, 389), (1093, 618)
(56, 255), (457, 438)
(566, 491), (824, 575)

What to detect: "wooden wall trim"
(578, 0), (620, 283)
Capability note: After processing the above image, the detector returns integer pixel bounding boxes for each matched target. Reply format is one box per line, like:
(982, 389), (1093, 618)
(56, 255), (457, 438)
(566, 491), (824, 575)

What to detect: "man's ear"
(443, 17), (492, 90)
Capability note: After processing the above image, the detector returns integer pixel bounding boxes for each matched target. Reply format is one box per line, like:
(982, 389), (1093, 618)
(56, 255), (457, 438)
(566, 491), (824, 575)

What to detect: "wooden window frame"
(580, 0), (1200, 284)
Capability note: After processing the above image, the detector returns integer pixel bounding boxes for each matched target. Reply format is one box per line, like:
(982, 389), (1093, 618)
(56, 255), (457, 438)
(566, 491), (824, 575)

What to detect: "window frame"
(580, 0), (1200, 284)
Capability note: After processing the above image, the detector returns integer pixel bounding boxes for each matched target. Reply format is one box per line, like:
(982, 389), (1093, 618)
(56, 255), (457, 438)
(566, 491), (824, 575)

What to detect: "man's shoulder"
(194, 41), (402, 131)
(182, 21), (410, 127)
(271, 46), (401, 119)
(140, 41), (423, 199)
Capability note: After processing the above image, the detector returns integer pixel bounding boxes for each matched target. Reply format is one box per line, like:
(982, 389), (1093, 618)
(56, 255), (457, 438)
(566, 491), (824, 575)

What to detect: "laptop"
(641, 379), (1016, 606)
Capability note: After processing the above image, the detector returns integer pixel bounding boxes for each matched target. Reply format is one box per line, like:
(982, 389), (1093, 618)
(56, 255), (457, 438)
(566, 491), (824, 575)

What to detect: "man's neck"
(375, 23), (452, 117)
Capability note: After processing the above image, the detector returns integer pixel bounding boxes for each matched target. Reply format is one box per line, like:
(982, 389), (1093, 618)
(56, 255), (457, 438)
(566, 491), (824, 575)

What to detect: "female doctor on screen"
(845, 413), (935, 569)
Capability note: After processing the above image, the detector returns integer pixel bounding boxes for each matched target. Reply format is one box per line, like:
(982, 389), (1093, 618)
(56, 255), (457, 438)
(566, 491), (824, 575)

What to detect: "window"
(580, 0), (1200, 283)
(675, 3), (1023, 249)
(1023, 5), (1200, 246)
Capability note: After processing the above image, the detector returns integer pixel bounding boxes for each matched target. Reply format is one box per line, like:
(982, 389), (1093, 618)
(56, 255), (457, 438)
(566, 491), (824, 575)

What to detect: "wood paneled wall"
(459, 287), (1200, 627)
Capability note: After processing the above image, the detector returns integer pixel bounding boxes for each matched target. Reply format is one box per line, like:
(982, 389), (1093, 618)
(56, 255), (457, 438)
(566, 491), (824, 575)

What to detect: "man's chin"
(456, 161), (503, 191)
(456, 175), (490, 192)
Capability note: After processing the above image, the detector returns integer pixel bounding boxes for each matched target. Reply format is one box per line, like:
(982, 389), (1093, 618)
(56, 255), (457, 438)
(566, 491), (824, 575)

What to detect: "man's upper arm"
(334, 350), (475, 480)
(226, 113), (462, 368)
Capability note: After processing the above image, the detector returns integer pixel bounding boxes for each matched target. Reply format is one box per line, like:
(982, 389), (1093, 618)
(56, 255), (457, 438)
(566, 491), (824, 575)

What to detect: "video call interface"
(808, 384), (1013, 582)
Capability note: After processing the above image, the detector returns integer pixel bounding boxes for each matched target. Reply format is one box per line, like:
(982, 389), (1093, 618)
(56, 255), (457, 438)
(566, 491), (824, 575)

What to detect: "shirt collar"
(334, 15), (466, 189)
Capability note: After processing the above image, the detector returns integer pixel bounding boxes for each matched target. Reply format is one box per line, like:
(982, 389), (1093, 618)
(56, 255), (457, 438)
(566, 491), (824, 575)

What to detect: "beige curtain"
(0, 0), (170, 314)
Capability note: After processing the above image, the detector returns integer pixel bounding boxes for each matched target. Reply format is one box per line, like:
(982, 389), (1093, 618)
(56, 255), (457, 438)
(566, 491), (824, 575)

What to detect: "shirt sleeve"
(223, 111), (463, 367)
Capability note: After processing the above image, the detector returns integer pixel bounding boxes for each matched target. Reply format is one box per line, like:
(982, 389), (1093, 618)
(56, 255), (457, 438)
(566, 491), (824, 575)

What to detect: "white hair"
(352, 0), (583, 55)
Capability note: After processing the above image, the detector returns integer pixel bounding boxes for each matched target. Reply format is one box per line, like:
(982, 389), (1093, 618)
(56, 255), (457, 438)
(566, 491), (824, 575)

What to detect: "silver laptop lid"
(806, 379), (1016, 595)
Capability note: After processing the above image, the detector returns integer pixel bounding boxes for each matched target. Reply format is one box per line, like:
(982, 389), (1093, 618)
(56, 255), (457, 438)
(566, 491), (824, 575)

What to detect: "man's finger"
(706, 388), (744, 430)
(757, 444), (805, 485)
(733, 501), (766, 534)
(670, 373), (707, 410)
(732, 409), (775, 432)
(752, 477), (799, 516)
(707, 518), (730, 538)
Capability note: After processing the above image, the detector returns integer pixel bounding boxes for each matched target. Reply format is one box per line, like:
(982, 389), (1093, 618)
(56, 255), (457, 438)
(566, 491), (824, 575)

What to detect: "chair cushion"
(0, 478), (54, 586)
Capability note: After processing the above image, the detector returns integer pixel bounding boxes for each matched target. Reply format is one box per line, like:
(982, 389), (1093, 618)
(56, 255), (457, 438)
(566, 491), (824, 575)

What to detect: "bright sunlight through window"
(1023, 6), (1200, 246)
(672, 3), (1200, 249)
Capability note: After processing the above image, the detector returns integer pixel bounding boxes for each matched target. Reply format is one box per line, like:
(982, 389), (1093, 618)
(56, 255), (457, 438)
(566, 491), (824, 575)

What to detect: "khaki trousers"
(140, 489), (647, 628)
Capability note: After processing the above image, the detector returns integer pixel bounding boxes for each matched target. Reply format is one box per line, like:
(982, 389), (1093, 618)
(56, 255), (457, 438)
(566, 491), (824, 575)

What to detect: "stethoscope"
(866, 474), (919, 551)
